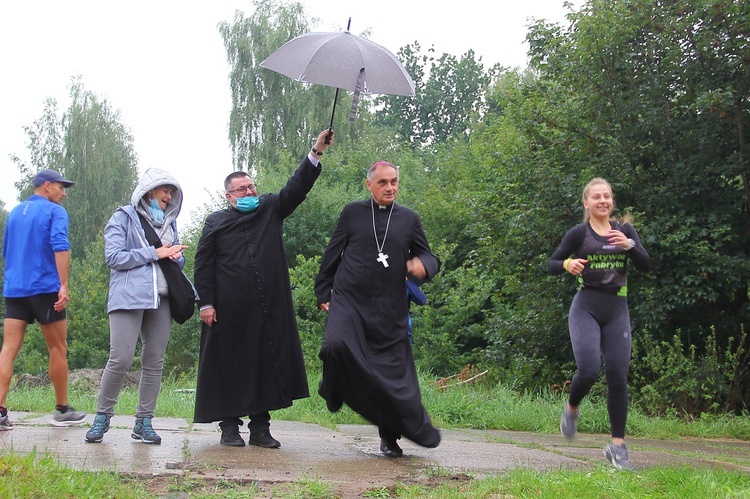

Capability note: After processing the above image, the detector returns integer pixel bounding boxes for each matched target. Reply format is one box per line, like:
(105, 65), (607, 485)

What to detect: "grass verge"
(3, 370), (750, 497)
(6, 369), (750, 440)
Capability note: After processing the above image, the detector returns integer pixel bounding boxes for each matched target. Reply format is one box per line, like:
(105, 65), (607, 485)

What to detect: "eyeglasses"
(227, 184), (257, 195)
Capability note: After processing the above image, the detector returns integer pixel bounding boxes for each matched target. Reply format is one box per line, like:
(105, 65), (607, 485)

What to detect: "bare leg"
(0, 319), (27, 407)
(39, 319), (69, 406)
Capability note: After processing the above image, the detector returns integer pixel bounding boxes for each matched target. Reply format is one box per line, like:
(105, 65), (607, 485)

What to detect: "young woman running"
(549, 178), (651, 470)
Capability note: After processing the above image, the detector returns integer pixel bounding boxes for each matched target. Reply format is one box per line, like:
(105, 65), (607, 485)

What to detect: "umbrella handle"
(326, 88), (339, 144)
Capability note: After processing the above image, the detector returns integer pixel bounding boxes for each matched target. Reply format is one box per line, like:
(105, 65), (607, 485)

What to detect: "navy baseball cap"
(33, 169), (75, 188)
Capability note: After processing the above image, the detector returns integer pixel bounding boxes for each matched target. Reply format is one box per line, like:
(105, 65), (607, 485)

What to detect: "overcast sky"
(0, 0), (577, 219)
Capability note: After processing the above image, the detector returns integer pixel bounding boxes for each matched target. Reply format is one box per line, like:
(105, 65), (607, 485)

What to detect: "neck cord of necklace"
(371, 198), (394, 268)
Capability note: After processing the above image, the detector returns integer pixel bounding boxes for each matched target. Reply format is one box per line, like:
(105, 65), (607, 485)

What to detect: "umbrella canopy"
(259, 31), (415, 97)
(259, 22), (415, 129)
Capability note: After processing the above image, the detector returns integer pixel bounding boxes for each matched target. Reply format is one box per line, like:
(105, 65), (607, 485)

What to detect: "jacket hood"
(131, 168), (183, 218)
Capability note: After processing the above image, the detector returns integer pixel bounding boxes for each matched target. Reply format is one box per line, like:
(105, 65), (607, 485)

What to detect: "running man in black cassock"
(315, 161), (441, 458)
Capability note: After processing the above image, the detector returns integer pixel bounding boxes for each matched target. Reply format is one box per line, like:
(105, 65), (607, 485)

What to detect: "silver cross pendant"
(377, 252), (390, 267)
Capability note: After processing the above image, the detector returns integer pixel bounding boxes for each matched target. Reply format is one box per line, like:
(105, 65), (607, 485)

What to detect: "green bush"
(630, 327), (750, 417)
(289, 254), (326, 373)
(5, 324), (49, 375)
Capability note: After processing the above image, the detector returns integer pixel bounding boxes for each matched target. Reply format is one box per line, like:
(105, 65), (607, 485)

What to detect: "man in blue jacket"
(0, 169), (86, 429)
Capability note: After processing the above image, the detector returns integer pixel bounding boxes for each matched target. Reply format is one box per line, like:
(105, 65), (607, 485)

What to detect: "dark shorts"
(4, 293), (66, 325)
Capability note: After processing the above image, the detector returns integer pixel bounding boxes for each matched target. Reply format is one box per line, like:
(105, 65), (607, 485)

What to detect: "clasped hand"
(606, 229), (631, 249)
(156, 243), (188, 260)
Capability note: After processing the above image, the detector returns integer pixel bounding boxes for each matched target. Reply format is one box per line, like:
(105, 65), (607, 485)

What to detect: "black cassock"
(314, 199), (441, 447)
(193, 158), (319, 423)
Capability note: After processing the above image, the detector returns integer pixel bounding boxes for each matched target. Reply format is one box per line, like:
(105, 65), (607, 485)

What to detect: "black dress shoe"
(220, 427), (246, 447)
(248, 430), (281, 448)
(379, 438), (403, 458)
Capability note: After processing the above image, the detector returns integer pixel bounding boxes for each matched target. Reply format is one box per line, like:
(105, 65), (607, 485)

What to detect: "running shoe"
(560, 406), (579, 439)
(604, 441), (634, 471)
(85, 413), (110, 443)
(131, 416), (161, 444)
(52, 406), (86, 427)
(0, 413), (13, 431)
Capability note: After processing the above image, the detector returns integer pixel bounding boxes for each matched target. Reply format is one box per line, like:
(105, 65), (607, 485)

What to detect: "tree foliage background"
(1, 0), (748, 417)
(9, 78), (138, 258)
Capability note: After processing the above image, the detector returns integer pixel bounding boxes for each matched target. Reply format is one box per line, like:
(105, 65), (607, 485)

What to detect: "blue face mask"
(234, 195), (260, 213)
(149, 198), (165, 222)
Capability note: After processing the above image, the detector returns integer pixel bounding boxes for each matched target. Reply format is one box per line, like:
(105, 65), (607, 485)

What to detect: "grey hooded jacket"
(104, 168), (186, 313)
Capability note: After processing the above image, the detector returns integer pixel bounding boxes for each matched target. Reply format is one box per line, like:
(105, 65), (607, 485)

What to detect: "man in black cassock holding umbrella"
(315, 161), (441, 458)
(193, 129), (333, 448)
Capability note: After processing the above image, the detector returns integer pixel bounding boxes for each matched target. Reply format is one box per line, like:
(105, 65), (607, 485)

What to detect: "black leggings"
(567, 288), (632, 439)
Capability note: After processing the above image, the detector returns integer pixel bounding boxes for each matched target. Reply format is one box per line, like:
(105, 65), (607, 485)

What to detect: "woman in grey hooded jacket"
(85, 168), (188, 444)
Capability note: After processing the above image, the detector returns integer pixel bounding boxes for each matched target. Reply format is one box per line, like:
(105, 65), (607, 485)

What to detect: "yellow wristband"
(563, 258), (571, 272)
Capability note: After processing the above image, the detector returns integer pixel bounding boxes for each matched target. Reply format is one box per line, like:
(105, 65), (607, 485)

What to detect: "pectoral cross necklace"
(371, 198), (394, 267)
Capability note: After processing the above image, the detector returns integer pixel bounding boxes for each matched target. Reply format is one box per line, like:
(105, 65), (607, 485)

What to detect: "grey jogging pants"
(97, 301), (172, 418)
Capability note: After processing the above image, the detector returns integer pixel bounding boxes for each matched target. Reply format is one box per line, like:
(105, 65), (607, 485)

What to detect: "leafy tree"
(162, 226), (202, 375)
(66, 233), (110, 369)
(4, 0), (749, 417)
(9, 79), (138, 259)
(376, 43), (495, 147)
(464, 67), (591, 385)
(374, 41), (429, 145)
(289, 254), (326, 372)
(62, 78), (138, 259)
(523, 0), (750, 348)
(9, 98), (65, 200)
(219, 0), (335, 173)
(465, 0), (750, 409)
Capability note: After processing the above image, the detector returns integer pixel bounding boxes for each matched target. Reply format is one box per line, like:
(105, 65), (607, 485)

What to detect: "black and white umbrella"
(259, 19), (415, 138)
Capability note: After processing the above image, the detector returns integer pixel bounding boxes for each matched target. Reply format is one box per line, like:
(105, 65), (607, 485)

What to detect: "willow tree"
(219, 0), (334, 173)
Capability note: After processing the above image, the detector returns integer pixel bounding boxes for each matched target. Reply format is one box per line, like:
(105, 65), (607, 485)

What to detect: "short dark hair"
(224, 171), (250, 192)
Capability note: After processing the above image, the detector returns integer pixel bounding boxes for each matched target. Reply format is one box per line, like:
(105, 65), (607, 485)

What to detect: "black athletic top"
(549, 221), (651, 296)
